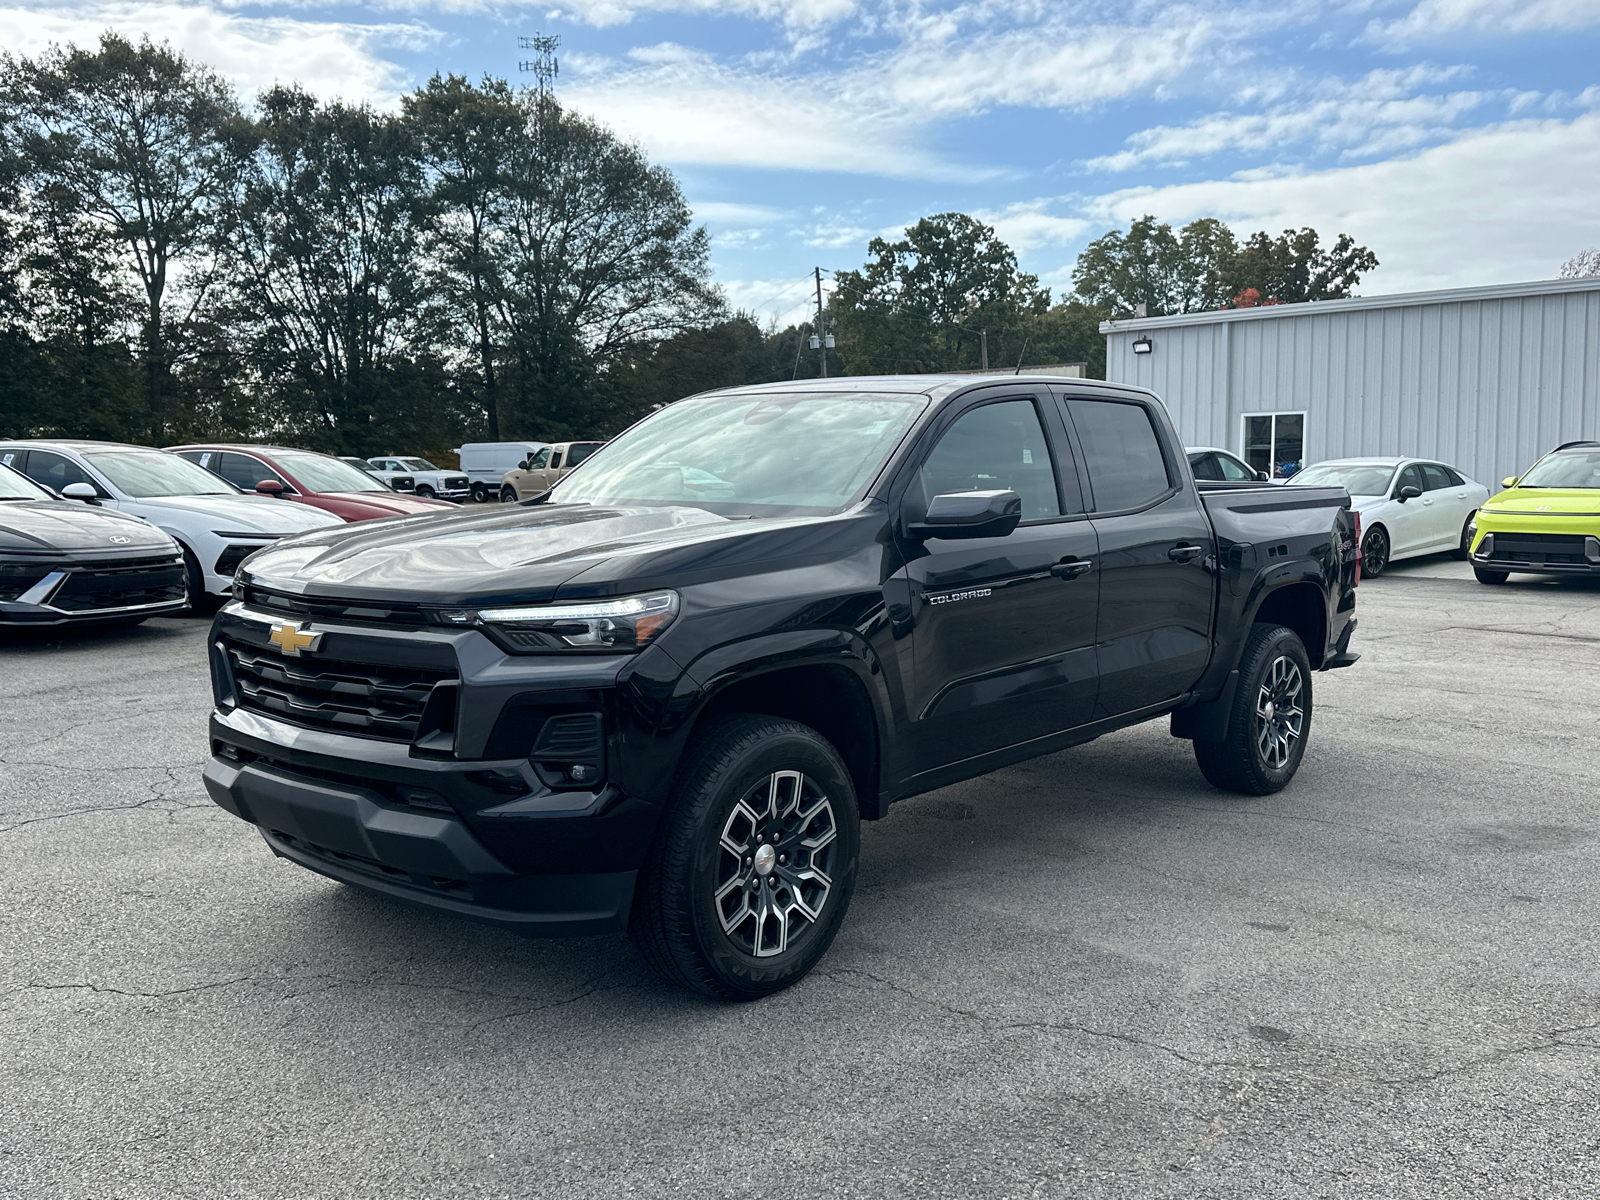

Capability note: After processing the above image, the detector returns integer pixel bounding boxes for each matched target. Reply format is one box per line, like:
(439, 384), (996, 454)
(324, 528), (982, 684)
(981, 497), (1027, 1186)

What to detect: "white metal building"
(1101, 277), (1600, 486)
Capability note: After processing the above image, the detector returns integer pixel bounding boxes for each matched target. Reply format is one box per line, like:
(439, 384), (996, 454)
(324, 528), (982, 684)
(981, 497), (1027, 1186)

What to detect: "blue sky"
(8, 0), (1599, 327)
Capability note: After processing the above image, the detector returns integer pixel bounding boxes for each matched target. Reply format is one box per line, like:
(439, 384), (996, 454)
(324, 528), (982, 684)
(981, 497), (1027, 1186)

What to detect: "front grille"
(240, 584), (430, 629)
(444, 476), (468, 490)
(1488, 532), (1590, 564)
(50, 557), (185, 611)
(226, 644), (457, 741)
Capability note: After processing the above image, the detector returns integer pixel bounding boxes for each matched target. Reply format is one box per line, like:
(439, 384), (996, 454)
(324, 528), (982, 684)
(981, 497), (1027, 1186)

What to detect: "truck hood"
(134, 493), (344, 532)
(1483, 488), (1600, 515)
(240, 502), (870, 605)
(0, 500), (175, 554)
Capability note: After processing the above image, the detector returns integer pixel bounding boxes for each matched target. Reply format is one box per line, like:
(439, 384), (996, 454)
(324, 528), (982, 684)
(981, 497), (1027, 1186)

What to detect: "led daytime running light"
(478, 592), (675, 623)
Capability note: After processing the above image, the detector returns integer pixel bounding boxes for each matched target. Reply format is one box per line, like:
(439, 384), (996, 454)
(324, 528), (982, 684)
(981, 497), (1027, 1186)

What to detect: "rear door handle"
(1052, 558), (1093, 580)
(1168, 543), (1205, 562)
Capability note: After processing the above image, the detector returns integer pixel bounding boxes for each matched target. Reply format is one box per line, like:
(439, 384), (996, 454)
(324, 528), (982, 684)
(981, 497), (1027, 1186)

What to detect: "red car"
(167, 444), (458, 522)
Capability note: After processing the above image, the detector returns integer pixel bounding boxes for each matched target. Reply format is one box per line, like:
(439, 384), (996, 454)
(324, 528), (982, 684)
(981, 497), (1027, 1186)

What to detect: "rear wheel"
(499, 484), (518, 503)
(1193, 623), (1312, 796)
(1474, 566), (1510, 585)
(1452, 514), (1476, 561)
(470, 483), (489, 504)
(630, 715), (860, 1000)
(1361, 526), (1390, 578)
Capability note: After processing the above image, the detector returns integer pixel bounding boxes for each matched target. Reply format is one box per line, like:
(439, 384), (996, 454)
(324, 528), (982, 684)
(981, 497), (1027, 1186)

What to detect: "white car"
(365, 457), (470, 501)
(0, 440), (343, 608)
(1186, 446), (1270, 483)
(1287, 457), (1490, 577)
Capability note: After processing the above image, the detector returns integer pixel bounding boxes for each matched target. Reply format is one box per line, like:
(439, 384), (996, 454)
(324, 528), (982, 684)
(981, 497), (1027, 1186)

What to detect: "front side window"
(1517, 449), (1600, 489)
(526, 448), (551, 470)
(216, 452), (285, 491)
(1216, 452), (1255, 482)
(552, 390), (927, 517)
(1395, 465), (1424, 496)
(1067, 399), (1172, 513)
(83, 450), (235, 497)
(920, 400), (1062, 521)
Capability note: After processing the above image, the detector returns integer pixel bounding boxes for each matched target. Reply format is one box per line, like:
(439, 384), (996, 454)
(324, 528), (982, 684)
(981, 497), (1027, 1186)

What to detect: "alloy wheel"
(714, 770), (837, 957)
(1254, 655), (1305, 769)
(1362, 529), (1388, 577)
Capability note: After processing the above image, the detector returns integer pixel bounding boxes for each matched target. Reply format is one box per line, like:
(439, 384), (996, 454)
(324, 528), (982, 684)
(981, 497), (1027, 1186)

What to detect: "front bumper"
(0, 554), (188, 624)
(1470, 530), (1600, 576)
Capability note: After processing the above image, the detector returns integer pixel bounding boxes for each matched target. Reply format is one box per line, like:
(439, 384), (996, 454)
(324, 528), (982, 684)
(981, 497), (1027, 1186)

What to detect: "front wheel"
(181, 547), (221, 615)
(1452, 513), (1476, 561)
(415, 484), (436, 499)
(1474, 566), (1509, 585)
(1193, 624), (1312, 796)
(630, 715), (860, 1000)
(499, 484), (518, 503)
(1361, 526), (1390, 578)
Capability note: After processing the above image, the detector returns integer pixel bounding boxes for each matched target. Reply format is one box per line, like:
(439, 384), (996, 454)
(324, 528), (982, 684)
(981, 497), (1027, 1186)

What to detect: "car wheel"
(1193, 623), (1312, 796)
(499, 485), (518, 503)
(1361, 526), (1390, 578)
(470, 483), (488, 504)
(181, 547), (221, 615)
(415, 485), (435, 499)
(630, 714), (860, 1000)
(1452, 514), (1476, 561)
(1473, 566), (1510, 585)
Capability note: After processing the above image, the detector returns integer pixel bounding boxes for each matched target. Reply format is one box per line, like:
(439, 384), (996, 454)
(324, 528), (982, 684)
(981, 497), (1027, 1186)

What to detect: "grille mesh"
(227, 644), (456, 741)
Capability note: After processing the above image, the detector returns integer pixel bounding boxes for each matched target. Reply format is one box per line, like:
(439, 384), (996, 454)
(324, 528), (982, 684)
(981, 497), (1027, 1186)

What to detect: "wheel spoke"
(717, 769), (837, 958)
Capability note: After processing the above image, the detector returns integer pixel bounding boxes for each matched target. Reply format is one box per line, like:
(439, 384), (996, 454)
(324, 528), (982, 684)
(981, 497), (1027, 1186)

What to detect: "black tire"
(1474, 566), (1510, 585)
(470, 483), (489, 504)
(630, 714), (860, 1000)
(1451, 513), (1476, 561)
(500, 484), (518, 503)
(181, 547), (221, 615)
(1361, 526), (1389, 578)
(1193, 624), (1313, 796)
(415, 484), (435, 499)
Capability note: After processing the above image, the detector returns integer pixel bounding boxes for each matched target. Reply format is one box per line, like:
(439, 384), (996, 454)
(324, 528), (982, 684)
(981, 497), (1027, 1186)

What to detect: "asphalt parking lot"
(3, 561), (1598, 1200)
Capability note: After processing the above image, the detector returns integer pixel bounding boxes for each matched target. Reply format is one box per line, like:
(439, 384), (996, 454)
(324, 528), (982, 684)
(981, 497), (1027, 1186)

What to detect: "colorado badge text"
(928, 587), (993, 606)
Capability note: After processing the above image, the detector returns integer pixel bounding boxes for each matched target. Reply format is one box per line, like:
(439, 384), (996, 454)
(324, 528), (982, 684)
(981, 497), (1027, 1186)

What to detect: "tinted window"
(1443, 466), (1464, 486)
(1216, 452), (1255, 482)
(566, 442), (602, 466)
(22, 450), (100, 494)
(1189, 453), (1223, 481)
(1066, 399), (1172, 512)
(217, 452), (284, 491)
(550, 449), (565, 470)
(920, 399), (1061, 521)
(1396, 465), (1424, 495)
(1421, 464), (1453, 492)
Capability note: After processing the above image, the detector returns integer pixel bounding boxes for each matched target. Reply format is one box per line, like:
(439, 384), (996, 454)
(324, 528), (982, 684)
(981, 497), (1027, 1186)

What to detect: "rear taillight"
(1353, 511), (1362, 585)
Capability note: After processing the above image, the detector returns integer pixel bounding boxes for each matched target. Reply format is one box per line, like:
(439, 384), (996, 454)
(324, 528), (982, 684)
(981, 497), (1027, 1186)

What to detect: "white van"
(454, 441), (549, 503)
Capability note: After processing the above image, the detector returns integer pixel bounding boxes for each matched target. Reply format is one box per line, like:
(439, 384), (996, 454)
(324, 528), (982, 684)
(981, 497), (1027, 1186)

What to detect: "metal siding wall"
(1106, 287), (1600, 485)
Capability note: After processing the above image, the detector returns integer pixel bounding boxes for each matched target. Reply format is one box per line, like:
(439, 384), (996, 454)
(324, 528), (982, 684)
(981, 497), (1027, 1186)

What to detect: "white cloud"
(1366, 0), (1600, 46)
(973, 201), (1091, 250)
(548, 0), (855, 31)
(0, 1), (435, 105)
(1082, 112), (1600, 292)
(692, 201), (787, 224)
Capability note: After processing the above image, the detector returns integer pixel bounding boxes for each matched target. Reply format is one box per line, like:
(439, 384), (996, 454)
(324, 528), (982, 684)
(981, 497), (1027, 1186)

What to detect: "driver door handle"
(1168, 543), (1205, 562)
(1052, 558), (1093, 580)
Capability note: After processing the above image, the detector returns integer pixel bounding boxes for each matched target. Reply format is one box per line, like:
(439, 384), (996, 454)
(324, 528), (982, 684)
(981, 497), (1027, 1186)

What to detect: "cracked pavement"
(2, 566), (1599, 1199)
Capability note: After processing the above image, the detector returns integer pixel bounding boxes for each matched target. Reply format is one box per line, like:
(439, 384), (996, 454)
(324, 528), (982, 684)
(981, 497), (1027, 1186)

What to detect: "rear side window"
(1421, 464), (1453, 491)
(920, 399), (1062, 521)
(1065, 399), (1172, 512)
(551, 449), (566, 469)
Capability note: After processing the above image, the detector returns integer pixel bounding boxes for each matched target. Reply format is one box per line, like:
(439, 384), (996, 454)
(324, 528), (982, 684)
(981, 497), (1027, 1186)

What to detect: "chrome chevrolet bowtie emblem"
(268, 621), (322, 657)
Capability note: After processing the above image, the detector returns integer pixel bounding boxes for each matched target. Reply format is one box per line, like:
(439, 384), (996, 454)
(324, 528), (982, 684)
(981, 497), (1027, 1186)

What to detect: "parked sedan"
(0, 440), (342, 609)
(1288, 457), (1489, 577)
(0, 462), (187, 627)
(1187, 446), (1270, 483)
(169, 445), (456, 523)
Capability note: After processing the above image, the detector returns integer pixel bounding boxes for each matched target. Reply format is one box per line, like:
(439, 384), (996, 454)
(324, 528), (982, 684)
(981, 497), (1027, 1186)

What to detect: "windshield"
(275, 450), (387, 494)
(1288, 463), (1397, 495)
(1516, 448), (1600, 489)
(0, 463), (51, 500)
(551, 392), (927, 516)
(401, 458), (437, 472)
(86, 450), (236, 497)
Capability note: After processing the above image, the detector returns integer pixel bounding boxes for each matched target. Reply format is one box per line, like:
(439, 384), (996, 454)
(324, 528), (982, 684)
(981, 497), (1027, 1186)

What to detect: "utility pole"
(814, 266), (828, 378)
(979, 329), (989, 371)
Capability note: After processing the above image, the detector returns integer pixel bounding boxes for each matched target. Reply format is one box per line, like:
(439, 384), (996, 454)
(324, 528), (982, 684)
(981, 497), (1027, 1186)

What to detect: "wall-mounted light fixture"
(1132, 336), (1154, 355)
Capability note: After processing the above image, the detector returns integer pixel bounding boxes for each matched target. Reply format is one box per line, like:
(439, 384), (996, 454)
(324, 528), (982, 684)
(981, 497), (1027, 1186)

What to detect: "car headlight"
(473, 591), (679, 651)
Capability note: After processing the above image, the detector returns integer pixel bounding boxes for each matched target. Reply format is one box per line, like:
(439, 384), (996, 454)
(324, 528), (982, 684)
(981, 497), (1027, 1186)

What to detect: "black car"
(201, 376), (1359, 998)
(0, 463), (187, 626)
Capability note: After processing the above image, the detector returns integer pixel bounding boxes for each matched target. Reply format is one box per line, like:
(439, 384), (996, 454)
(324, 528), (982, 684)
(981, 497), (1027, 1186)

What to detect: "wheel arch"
(1251, 580), (1327, 667)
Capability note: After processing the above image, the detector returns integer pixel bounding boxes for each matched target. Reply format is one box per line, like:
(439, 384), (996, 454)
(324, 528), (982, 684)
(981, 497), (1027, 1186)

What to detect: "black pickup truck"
(201, 376), (1359, 998)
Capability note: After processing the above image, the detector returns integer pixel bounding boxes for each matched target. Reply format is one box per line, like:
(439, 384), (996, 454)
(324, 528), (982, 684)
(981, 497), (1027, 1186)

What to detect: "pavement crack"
(25, 976), (251, 1000)
(1374, 1020), (1600, 1085)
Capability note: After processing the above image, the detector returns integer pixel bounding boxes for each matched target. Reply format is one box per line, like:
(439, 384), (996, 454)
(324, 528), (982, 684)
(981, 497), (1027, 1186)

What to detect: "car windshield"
(1516, 449), (1600, 489)
(85, 450), (236, 497)
(1288, 463), (1397, 495)
(402, 458), (436, 472)
(551, 391), (928, 516)
(0, 464), (51, 500)
(274, 450), (387, 494)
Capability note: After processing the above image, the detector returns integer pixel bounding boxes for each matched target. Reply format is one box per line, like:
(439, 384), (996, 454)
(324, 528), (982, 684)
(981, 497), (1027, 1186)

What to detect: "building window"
(1242, 412), (1306, 479)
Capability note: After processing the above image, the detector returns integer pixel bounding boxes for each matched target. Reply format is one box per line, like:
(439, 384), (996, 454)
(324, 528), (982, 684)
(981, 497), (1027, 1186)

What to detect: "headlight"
(475, 591), (679, 651)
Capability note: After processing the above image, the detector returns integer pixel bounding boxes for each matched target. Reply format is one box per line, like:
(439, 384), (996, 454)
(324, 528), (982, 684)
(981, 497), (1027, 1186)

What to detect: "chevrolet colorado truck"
(201, 376), (1360, 999)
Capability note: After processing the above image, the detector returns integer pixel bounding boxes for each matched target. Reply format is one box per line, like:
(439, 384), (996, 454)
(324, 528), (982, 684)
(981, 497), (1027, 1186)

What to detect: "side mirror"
(1501, 476), (1519, 489)
(909, 490), (1022, 540)
(1255, 470), (1270, 482)
(1397, 484), (1421, 502)
(60, 482), (100, 504)
(255, 480), (284, 496)
(518, 460), (529, 470)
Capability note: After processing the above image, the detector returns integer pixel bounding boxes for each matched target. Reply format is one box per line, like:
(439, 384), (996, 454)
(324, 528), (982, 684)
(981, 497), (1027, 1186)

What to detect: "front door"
(901, 393), (1100, 769)
(1059, 394), (1216, 719)
(1389, 463), (1428, 554)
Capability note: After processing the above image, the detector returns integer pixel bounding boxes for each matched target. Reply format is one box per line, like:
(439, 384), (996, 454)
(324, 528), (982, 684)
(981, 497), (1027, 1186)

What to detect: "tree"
(1222, 228), (1378, 305)
(1072, 216), (1237, 318)
(1560, 248), (1600, 279)
(833, 213), (1051, 373)
(7, 34), (247, 441)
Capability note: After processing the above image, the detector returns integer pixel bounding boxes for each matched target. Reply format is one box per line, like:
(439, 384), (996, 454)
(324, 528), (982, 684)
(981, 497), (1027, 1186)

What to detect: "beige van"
(498, 440), (605, 501)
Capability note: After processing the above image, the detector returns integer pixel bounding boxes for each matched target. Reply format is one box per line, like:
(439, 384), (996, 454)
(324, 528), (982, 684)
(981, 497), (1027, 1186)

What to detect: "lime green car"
(1468, 440), (1600, 584)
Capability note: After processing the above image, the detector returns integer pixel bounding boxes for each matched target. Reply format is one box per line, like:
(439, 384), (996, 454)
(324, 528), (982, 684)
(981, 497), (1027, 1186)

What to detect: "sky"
(5, 0), (1599, 329)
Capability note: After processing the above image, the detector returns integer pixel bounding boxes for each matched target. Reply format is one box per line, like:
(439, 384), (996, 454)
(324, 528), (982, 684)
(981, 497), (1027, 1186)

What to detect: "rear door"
(1420, 463), (1468, 549)
(900, 389), (1100, 767)
(1058, 393), (1216, 720)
